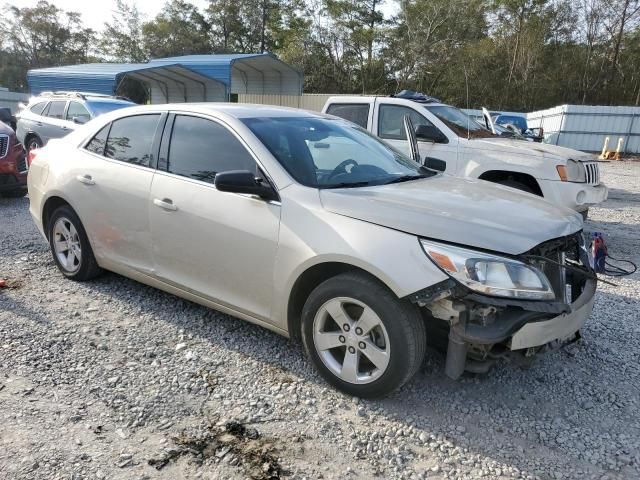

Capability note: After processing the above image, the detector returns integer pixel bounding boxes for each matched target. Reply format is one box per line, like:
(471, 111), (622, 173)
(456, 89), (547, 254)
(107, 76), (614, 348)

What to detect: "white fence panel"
(527, 105), (640, 153)
(0, 90), (30, 113)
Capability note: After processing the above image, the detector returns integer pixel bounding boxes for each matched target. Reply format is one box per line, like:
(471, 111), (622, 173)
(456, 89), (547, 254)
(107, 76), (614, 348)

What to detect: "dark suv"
(0, 120), (27, 198)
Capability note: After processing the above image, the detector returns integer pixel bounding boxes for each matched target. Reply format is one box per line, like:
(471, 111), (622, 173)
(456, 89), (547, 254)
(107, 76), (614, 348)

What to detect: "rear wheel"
(301, 271), (426, 398)
(25, 135), (42, 153)
(48, 205), (102, 281)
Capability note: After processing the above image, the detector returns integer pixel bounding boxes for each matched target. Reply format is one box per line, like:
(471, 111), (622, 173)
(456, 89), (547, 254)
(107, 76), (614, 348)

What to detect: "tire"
(1, 188), (27, 198)
(47, 205), (102, 281)
(301, 271), (426, 398)
(25, 135), (43, 153)
(497, 179), (535, 194)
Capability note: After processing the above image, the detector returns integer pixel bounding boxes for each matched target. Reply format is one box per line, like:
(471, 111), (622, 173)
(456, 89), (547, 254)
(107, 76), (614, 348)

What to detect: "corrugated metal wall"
(237, 93), (353, 111)
(0, 90), (29, 113)
(528, 105), (640, 153)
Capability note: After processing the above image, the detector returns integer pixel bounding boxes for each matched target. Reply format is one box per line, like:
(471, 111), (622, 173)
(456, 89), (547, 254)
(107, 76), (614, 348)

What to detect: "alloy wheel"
(52, 217), (82, 273)
(313, 297), (391, 384)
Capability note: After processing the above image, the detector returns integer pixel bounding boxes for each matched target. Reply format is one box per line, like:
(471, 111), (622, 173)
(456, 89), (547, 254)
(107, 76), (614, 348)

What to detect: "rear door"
(70, 113), (166, 274)
(374, 103), (458, 172)
(149, 113), (280, 320)
(40, 100), (70, 142)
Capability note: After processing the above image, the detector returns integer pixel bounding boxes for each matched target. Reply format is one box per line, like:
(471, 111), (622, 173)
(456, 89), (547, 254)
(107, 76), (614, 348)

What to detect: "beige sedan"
(27, 104), (596, 397)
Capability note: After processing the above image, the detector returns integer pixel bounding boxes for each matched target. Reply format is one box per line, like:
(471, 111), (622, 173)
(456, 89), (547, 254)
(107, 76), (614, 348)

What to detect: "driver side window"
(166, 115), (259, 185)
(378, 105), (437, 140)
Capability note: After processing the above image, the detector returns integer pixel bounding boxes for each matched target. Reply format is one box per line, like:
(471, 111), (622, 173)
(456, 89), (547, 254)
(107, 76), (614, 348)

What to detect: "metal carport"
(27, 63), (227, 103)
(148, 53), (303, 99)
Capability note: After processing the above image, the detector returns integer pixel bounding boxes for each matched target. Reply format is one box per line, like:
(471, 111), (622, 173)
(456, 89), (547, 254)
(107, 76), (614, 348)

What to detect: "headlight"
(557, 159), (585, 182)
(420, 240), (555, 300)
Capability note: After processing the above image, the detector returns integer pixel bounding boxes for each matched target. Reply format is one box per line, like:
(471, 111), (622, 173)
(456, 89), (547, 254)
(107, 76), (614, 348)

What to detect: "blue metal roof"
(26, 63), (222, 97)
(148, 53), (303, 95)
(27, 54), (302, 99)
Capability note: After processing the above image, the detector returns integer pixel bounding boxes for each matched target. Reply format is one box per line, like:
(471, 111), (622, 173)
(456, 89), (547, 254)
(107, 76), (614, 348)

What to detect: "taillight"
(27, 148), (38, 167)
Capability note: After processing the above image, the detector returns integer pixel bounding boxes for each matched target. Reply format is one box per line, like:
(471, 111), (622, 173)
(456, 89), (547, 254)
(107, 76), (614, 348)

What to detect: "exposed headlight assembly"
(556, 159), (585, 182)
(420, 239), (555, 300)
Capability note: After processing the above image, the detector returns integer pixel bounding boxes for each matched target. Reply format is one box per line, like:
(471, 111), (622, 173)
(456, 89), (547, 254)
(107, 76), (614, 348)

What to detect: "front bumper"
(538, 179), (608, 212)
(510, 279), (596, 349)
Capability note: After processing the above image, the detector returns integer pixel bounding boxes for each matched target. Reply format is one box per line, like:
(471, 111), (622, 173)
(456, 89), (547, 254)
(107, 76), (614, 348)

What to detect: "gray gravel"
(1, 161), (639, 480)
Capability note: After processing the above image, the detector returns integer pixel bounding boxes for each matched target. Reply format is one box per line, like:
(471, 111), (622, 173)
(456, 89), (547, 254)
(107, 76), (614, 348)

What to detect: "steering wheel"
(327, 159), (359, 180)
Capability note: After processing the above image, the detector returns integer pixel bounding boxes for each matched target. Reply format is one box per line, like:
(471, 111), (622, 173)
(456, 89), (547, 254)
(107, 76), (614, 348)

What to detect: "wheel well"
(479, 170), (543, 196)
(42, 196), (70, 239)
(287, 262), (382, 341)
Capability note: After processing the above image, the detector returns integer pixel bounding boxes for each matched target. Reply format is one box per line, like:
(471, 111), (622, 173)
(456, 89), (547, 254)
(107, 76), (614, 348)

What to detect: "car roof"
(325, 96), (448, 108)
(84, 97), (135, 106)
(109, 103), (331, 119)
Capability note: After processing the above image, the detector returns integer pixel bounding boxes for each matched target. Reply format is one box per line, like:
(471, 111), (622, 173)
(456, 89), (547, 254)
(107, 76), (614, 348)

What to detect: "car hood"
(468, 137), (595, 162)
(320, 176), (583, 255)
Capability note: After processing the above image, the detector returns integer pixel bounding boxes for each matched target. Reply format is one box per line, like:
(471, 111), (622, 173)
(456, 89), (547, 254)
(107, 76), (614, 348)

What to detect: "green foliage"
(3, 0), (640, 109)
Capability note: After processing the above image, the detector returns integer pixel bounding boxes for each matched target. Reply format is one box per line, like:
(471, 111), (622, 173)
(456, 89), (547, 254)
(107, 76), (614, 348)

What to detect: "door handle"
(76, 174), (95, 185)
(153, 198), (178, 211)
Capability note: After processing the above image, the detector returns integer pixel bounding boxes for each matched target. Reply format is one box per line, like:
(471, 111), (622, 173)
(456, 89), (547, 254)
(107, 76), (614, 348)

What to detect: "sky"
(13, 0), (399, 33)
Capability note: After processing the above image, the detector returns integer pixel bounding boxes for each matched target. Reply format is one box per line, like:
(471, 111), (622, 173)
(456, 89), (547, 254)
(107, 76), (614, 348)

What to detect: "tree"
(142, 0), (211, 58)
(99, 0), (147, 62)
(0, 0), (95, 91)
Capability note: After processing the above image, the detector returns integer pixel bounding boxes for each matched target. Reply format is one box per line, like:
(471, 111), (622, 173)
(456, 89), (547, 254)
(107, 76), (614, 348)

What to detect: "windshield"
(425, 105), (497, 139)
(242, 116), (435, 188)
(87, 100), (135, 117)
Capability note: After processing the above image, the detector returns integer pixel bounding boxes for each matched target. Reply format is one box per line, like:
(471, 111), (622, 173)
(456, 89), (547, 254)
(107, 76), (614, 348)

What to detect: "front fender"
(461, 147), (559, 181)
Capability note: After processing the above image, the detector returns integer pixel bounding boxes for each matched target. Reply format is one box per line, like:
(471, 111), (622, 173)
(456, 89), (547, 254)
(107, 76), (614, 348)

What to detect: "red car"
(0, 120), (28, 198)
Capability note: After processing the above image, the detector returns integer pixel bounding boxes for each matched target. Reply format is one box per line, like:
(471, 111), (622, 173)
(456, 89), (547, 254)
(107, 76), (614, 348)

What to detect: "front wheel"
(48, 205), (102, 281)
(301, 272), (426, 398)
(497, 179), (535, 194)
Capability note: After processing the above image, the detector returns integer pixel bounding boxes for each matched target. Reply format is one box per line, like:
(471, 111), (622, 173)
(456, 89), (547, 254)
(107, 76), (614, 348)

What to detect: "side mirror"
(214, 170), (278, 202)
(424, 157), (446, 172)
(415, 124), (447, 143)
(73, 116), (88, 124)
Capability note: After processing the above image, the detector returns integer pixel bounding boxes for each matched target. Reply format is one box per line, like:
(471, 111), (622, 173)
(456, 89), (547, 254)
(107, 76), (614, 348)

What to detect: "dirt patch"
(148, 420), (287, 479)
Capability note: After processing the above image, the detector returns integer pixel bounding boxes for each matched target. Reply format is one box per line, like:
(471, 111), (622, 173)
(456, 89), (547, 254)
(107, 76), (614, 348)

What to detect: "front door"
(149, 114), (281, 321)
(375, 104), (457, 173)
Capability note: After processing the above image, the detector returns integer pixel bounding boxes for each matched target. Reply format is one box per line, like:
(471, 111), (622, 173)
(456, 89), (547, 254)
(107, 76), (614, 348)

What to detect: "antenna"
(463, 65), (470, 140)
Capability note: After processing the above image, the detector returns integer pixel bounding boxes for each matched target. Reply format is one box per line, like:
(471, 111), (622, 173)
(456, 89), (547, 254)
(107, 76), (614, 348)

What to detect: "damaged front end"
(409, 232), (596, 379)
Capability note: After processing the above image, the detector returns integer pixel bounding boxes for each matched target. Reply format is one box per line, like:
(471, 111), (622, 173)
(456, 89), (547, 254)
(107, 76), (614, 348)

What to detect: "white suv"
(323, 93), (608, 217)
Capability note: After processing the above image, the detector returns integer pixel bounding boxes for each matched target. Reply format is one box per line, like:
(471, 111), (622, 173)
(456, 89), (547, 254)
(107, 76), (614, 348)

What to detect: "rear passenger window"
(84, 124), (110, 156)
(46, 101), (67, 120)
(105, 115), (160, 167)
(326, 104), (369, 128)
(30, 102), (48, 115)
(166, 115), (257, 184)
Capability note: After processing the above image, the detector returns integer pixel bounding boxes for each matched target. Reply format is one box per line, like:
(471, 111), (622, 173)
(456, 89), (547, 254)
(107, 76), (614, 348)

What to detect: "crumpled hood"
(469, 138), (595, 162)
(320, 176), (583, 255)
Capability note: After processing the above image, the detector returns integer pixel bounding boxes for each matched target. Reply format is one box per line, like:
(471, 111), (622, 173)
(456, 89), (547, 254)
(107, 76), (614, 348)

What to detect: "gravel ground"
(1, 161), (639, 480)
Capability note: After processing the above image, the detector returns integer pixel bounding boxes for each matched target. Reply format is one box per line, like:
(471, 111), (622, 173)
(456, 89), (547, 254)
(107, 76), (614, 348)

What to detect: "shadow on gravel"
(0, 291), (50, 325)
(39, 268), (639, 479)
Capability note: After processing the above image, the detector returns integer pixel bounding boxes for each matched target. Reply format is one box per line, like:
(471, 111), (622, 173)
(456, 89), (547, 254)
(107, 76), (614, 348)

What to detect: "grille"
(526, 233), (589, 304)
(582, 161), (600, 186)
(17, 155), (28, 173)
(0, 135), (8, 159)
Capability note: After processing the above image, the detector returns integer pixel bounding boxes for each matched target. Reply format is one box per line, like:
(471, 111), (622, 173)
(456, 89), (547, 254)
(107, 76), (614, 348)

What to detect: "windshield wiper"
(383, 174), (429, 185)
(321, 181), (373, 189)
